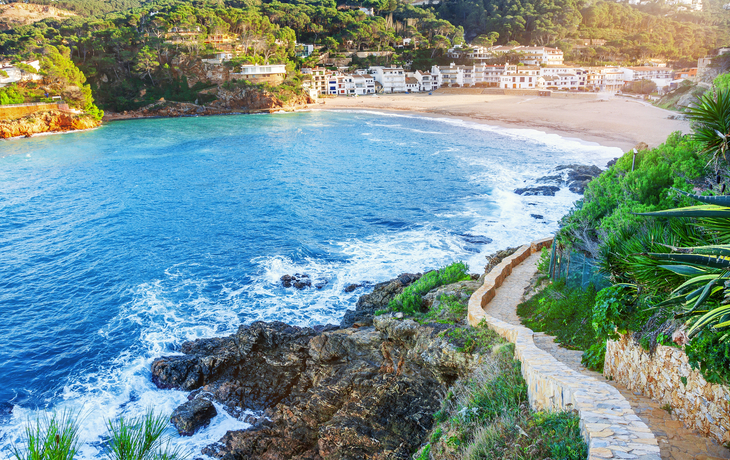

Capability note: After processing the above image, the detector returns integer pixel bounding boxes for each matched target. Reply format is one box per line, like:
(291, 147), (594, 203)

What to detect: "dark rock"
(514, 185), (561, 196)
(314, 281), (327, 289)
(281, 274), (311, 289)
(556, 164), (603, 194)
(190, 316), (475, 460)
(171, 397), (218, 436)
(530, 214), (544, 220)
(339, 273), (421, 328)
(606, 157), (619, 168)
(151, 322), (317, 410)
(344, 283), (361, 293)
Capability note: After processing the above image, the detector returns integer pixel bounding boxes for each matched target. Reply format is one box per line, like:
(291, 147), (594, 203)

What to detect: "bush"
(388, 262), (470, 315)
(12, 411), (80, 460)
(517, 279), (598, 355)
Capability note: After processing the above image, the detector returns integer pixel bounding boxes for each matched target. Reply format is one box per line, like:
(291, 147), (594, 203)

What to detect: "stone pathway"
(482, 251), (730, 460)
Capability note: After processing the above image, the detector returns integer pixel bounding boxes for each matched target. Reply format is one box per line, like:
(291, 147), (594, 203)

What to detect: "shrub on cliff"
(388, 262), (470, 315)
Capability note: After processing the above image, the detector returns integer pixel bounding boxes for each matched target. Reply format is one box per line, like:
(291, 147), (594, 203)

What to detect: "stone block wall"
(605, 335), (730, 445)
(468, 237), (662, 460)
(0, 102), (60, 120)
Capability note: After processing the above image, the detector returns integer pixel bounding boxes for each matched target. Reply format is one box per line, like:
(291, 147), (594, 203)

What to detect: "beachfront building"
(623, 66), (674, 91)
(413, 70), (440, 91)
(473, 64), (508, 87)
(431, 63), (468, 87)
(500, 64), (540, 89)
(674, 68), (697, 80)
(369, 65), (406, 93)
(584, 67), (626, 92)
(232, 64), (287, 85)
(352, 74), (376, 95)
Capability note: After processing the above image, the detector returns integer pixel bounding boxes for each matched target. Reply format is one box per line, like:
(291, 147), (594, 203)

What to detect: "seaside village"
(296, 44), (713, 97)
(1, 40), (718, 99)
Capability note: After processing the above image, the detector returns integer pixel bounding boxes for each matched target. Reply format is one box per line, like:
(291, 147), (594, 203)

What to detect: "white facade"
(500, 65), (540, 89)
(369, 66), (406, 93)
(352, 74), (375, 95)
(413, 70), (440, 91)
(0, 60), (42, 87)
(236, 64), (287, 77)
(491, 46), (564, 66)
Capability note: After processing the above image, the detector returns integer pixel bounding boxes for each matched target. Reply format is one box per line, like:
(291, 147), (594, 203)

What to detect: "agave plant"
(684, 88), (730, 172)
(638, 189), (730, 338)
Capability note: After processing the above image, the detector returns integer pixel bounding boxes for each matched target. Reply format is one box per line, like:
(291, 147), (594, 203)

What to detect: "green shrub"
(388, 262), (470, 315)
(685, 329), (730, 385)
(517, 280), (598, 354)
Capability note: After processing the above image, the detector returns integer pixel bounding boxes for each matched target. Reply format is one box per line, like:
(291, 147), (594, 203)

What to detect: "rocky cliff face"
(0, 110), (99, 139)
(151, 275), (486, 460)
(104, 87), (313, 121)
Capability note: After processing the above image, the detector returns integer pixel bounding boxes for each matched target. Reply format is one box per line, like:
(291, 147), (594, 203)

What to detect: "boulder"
(339, 273), (421, 328)
(171, 397), (218, 436)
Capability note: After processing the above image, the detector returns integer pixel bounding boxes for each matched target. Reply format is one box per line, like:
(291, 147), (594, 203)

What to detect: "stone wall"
(468, 238), (662, 460)
(605, 335), (730, 445)
(0, 102), (60, 120)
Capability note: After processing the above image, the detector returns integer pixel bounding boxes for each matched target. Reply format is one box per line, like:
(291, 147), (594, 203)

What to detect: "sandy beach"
(318, 92), (689, 152)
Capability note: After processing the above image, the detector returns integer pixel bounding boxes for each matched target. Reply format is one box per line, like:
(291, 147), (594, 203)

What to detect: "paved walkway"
(482, 252), (730, 460)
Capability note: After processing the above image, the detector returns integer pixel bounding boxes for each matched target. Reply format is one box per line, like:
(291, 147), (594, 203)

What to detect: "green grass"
(12, 410), (188, 460)
(517, 279), (597, 351)
(425, 344), (587, 460)
(12, 411), (81, 460)
(388, 262), (471, 315)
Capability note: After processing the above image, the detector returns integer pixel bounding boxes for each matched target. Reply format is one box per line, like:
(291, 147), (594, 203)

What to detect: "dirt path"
(482, 252), (730, 460)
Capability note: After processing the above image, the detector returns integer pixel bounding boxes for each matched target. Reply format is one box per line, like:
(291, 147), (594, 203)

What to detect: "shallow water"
(0, 110), (620, 457)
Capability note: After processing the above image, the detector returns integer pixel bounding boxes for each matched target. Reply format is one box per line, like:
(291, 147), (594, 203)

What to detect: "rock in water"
(514, 185), (561, 196)
(171, 398), (218, 436)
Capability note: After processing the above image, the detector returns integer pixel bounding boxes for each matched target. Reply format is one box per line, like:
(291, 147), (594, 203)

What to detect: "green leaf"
(648, 253), (730, 270)
(636, 205), (730, 219)
(658, 264), (708, 276)
(671, 187), (730, 206)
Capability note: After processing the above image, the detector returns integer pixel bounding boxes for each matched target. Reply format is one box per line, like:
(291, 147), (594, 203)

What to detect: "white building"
(415, 70), (440, 91)
(352, 74), (376, 95)
(0, 60), (42, 87)
(500, 64), (540, 89)
(233, 64), (287, 84)
(369, 66), (406, 93)
(491, 46), (564, 66)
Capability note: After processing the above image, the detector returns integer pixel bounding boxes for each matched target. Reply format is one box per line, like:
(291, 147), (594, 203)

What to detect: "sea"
(0, 110), (621, 458)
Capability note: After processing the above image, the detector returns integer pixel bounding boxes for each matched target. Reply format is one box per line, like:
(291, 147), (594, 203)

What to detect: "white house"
(413, 70), (440, 91)
(233, 64), (287, 84)
(501, 64), (540, 89)
(369, 65), (406, 93)
(352, 74), (375, 95)
(0, 60), (42, 87)
(491, 46), (564, 66)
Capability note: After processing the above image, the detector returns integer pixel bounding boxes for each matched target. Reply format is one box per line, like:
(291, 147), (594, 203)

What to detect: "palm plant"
(12, 411), (81, 460)
(684, 88), (730, 172)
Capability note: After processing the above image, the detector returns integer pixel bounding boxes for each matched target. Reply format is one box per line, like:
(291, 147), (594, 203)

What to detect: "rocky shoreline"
(0, 110), (100, 139)
(151, 272), (490, 459)
(103, 87), (314, 122)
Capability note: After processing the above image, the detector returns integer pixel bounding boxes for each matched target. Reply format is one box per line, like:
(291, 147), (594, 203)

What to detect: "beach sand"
(319, 92), (689, 152)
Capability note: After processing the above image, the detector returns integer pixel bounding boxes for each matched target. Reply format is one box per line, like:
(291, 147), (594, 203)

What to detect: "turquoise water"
(0, 110), (620, 457)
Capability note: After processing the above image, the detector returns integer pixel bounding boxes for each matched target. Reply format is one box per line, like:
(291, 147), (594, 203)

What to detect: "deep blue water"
(0, 110), (619, 457)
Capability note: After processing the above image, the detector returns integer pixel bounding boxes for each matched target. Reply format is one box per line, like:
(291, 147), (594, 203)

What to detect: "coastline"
(315, 92), (689, 152)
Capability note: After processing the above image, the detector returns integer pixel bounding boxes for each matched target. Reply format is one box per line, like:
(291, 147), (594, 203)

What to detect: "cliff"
(103, 86), (314, 121)
(151, 274), (489, 459)
(0, 110), (100, 139)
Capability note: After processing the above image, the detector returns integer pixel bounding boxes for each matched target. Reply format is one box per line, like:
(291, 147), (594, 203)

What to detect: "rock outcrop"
(514, 164), (603, 196)
(0, 110), (99, 139)
(339, 273), (420, 328)
(150, 274), (484, 460)
(103, 87), (313, 121)
(171, 397), (218, 436)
